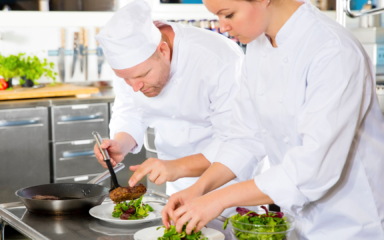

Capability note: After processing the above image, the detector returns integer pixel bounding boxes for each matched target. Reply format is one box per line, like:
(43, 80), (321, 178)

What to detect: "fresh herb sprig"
(157, 224), (208, 240)
(223, 206), (290, 240)
(112, 195), (154, 220)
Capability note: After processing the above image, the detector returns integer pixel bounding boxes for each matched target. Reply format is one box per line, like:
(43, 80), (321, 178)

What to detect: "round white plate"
(89, 202), (163, 225)
(134, 226), (225, 240)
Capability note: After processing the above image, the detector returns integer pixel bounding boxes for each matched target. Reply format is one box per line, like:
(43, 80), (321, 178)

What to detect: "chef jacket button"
(283, 137), (289, 143)
(181, 127), (186, 131)
(283, 57), (288, 63)
(278, 98), (283, 103)
(262, 129), (267, 134)
(258, 91), (264, 96)
(174, 81), (178, 84)
(171, 115), (176, 119)
(262, 53), (267, 58)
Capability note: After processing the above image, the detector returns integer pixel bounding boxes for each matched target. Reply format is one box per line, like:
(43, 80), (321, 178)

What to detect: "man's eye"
(225, 13), (234, 19)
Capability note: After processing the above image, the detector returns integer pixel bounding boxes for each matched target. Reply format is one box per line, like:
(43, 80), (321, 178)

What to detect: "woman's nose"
(219, 20), (231, 33)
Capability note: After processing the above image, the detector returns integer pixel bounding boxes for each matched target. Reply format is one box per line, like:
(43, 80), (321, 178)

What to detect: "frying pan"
(15, 163), (125, 215)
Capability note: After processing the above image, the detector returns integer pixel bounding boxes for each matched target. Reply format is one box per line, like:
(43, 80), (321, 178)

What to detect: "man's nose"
(132, 81), (144, 92)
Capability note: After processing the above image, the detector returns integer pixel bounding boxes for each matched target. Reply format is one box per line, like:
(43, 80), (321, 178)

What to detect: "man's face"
(113, 51), (171, 98)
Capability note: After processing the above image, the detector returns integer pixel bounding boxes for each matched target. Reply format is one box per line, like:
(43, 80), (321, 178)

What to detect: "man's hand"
(94, 139), (126, 168)
(128, 158), (180, 187)
(161, 185), (204, 229)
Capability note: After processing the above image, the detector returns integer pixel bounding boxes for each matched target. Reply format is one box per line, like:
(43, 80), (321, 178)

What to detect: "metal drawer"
(51, 103), (108, 142)
(53, 139), (104, 178)
(0, 107), (50, 203)
(55, 173), (110, 188)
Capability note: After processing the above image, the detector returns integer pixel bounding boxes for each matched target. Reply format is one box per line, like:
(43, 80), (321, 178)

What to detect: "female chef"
(161, 0), (384, 239)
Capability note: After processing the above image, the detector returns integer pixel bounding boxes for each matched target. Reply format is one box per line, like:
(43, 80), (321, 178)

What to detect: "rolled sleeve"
(110, 75), (148, 154)
(254, 164), (308, 213)
(201, 138), (222, 163)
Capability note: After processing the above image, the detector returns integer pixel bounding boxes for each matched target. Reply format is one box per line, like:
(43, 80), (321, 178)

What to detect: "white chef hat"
(95, 0), (161, 70)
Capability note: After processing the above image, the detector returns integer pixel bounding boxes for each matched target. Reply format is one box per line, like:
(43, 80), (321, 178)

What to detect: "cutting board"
(0, 84), (100, 100)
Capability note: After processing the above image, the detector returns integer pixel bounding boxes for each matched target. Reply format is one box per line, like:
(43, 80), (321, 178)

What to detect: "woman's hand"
(161, 185), (204, 228)
(173, 191), (225, 235)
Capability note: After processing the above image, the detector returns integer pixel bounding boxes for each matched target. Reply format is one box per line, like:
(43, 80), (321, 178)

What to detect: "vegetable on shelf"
(112, 195), (153, 220)
(0, 77), (8, 90)
(223, 206), (291, 240)
(157, 224), (208, 240)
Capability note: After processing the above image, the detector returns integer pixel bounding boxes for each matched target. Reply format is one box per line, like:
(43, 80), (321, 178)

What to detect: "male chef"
(93, 0), (247, 210)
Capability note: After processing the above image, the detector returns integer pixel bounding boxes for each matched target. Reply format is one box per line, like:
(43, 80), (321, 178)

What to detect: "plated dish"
(134, 226), (225, 240)
(89, 200), (163, 225)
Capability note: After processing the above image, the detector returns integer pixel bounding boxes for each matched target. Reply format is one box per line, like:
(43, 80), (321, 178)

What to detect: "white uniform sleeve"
(254, 40), (369, 213)
(200, 58), (242, 162)
(212, 59), (267, 181)
(110, 75), (148, 154)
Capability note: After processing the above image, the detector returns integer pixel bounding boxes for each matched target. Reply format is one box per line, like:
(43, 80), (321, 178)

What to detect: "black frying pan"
(15, 163), (125, 215)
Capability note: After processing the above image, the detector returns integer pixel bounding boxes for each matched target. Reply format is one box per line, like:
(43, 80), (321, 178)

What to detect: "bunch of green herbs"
(157, 224), (207, 240)
(223, 206), (290, 240)
(112, 195), (153, 220)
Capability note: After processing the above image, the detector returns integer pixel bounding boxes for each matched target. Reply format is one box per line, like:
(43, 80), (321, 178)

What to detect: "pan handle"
(88, 163), (125, 185)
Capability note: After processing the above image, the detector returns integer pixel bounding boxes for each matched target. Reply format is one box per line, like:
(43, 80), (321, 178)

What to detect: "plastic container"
(229, 211), (295, 240)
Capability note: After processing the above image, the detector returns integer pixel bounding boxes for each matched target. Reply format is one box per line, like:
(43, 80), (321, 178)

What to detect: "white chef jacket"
(110, 22), (245, 198)
(214, 1), (384, 239)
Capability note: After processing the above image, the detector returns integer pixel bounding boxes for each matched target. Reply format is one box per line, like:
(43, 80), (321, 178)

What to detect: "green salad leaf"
(223, 207), (290, 240)
(157, 224), (208, 240)
(112, 195), (154, 220)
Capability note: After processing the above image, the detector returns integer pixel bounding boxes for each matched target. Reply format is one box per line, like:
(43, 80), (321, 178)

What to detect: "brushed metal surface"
(51, 103), (108, 141)
(0, 107), (50, 204)
(53, 140), (104, 178)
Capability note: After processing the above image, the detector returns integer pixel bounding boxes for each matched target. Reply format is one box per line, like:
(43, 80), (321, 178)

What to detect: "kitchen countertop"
(0, 86), (115, 110)
(0, 196), (233, 240)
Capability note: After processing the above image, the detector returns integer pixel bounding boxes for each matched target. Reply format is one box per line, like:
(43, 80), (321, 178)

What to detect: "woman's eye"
(225, 13), (234, 19)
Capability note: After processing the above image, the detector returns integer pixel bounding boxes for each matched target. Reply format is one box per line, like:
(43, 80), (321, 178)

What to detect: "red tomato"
(0, 77), (8, 90)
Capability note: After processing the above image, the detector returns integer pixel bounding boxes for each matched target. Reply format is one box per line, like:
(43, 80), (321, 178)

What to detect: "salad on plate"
(156, 224), (208, 240)
(112, 195), (154, 220)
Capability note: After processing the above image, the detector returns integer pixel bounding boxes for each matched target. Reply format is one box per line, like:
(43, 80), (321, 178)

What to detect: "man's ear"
(158, 42), (171, 60)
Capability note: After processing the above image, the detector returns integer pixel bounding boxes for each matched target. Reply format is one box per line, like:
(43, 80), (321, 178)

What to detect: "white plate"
(134, 226), (225, 240)
(89, 202), (163, 225)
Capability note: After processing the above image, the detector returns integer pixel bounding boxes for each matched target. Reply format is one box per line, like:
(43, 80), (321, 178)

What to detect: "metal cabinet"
(51, 103), (109, 184)
(0, 107), (50, 203)
(51, 103), (108, 142)
(53, 139), (104, 178)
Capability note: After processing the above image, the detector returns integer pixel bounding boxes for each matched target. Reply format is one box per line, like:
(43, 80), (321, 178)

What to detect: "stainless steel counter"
(0, 195), (233, 240)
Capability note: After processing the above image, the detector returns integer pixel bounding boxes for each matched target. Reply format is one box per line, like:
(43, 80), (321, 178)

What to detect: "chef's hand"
(173, 191), (225, 235)
(94, 139), (125, 169)
(128, 158), (180, 187)
(161, 185), (204, 229)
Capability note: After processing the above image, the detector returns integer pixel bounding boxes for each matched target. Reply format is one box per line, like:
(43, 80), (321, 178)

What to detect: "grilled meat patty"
(32, 195), (60, 200)
(109, 183), (147, 202)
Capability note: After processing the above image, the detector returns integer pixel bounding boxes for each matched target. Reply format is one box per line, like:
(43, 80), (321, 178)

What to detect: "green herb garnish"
(112, 195), (154, 220)
(157, 224), (208, 240)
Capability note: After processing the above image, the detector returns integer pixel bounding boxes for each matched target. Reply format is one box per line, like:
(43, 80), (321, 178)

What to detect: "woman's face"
(203, 0), (270, 44)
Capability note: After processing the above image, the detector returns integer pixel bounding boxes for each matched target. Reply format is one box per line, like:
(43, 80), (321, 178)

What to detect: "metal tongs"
(92, 131), (122, 191)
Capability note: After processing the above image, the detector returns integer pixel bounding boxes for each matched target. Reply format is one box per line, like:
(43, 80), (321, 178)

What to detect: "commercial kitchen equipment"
(50, 103), (109, 185)
(0, 106), (50, 204)
(15, 163), (124, 215)
(338, 0), (384, 78)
